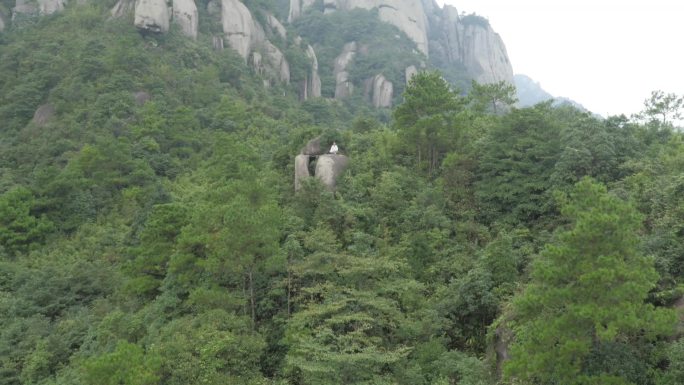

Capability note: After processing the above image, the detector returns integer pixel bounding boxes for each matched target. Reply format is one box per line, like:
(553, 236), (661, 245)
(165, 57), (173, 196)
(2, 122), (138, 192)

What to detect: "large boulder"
(12, 0), (38, 20)
(405, 65), (417, 84)
(315, 154), (349, 191)
(135, 0), (170, 33)
(300, 136), (325, 156)
(172, 0), (198, 39)
(111, 0), (135, 17)
(426, 5), (514, 85)
(221, 0), (259, 60)
(334, 42), (357, 99)
(294, 154), (310, 191)
(32, 104), (55, 126)
(303, 44), (321, 99)
(370, 74), (393, 108)
(38, 0), (67, 15)
(221, 0), (290, 83)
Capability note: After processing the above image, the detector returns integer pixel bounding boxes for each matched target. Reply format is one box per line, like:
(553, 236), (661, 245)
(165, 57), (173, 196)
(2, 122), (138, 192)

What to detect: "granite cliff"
(3, 0), (514, 105)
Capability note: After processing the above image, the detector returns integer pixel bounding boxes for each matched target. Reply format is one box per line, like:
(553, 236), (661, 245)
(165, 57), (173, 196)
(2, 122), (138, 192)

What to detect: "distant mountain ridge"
(515, 74), (588, 111)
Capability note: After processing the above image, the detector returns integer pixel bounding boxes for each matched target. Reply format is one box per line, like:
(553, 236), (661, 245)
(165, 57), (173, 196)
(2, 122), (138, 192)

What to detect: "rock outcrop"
(295, 139), (349, 191)
(172, 0), (198, 39)
(405, 65), (417, 84)
(303, 44), (322, 99)
(135, 0), (170, 33)
(220, 0), (290, 84)
(334, 42), (357, 99)
(266, 13), (287, 39)
(111, 0), (197, 38)
(110, 0), (135, 17)
(32, 104), (55, 126)
(367, 74), (393, 108)
(315, 154), (349, 191)
(12, 0), (38, 20)
(221, 0), (259, 59)
(294, 154), (310, 191)
(289, 0), (515, 87)
(426, 4), (514, 85)
(304, 0), (429, 56)
(38, 0), (67, 15)
(301, 137), (325, 156)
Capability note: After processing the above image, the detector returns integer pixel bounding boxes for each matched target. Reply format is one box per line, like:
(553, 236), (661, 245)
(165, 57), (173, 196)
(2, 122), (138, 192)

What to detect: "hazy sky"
(436, 0), (684, 118)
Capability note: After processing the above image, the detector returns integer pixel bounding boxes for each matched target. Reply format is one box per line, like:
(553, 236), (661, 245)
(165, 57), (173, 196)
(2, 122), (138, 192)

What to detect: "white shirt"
(330, 144), (339, 154)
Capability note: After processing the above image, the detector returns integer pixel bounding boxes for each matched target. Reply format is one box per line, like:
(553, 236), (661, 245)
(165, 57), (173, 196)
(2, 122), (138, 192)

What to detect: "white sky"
(436, 0), (684, 118)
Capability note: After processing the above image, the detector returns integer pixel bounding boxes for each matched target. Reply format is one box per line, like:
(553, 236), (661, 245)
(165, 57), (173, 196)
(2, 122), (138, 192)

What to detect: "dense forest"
(1, 2), (684, 385)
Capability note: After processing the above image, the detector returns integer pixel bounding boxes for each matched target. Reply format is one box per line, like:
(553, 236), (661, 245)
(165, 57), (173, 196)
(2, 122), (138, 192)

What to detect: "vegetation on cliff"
(1, 3), (684, 385)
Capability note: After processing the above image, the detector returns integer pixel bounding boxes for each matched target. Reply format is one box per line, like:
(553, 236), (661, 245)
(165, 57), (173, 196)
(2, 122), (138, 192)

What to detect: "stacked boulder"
(295, 137), (349, 192)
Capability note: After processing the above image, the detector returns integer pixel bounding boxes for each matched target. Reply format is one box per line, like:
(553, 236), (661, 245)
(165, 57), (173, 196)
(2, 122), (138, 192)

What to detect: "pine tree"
(504, 178), (675, 385)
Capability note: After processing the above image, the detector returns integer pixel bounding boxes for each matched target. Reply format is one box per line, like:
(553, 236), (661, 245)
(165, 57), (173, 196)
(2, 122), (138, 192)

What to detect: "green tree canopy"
(504, 178), (675, 385)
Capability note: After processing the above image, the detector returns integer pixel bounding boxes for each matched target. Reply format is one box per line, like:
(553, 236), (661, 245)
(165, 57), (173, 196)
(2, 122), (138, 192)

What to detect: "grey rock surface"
(32, 104), (55, 126)
(135, 0), (170, 33)
(172, 0), (198, 39)
(334, 42), (357, 99)
(315, 154), (349, 191)
(301, 137), (325, 156)
(294, 154), (310, 191)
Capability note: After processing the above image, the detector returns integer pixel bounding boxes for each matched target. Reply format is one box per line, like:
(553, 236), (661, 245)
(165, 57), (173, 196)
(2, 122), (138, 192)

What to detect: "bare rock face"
(220, 0), (290, 83)
(334, 42), (357, 99)
(38, 0), (67, 15)
(370, 74), (393, 108)
(134, 91), (151, 105)
(32, 104), (55, 126)
(221, 0), (260, 60)
(301, 136), (325, 156)
(460, 22), (513, 84)
(172, 0), (198, 39)
(135, 0), (170, 33)
(264, 40), (291, 83)
(111, 0), (135, 17)
(266, 13), (286, 39)
(294, 154), (310, 191)
(290, 0), (428, 56)
(426, 4), (514, 85)
(364, 74), (393, 107)
(405, 65), (417, 84)
(315, 154), (349, 191)
(12, 0), (38, 20)
(301, 44), (322, 100)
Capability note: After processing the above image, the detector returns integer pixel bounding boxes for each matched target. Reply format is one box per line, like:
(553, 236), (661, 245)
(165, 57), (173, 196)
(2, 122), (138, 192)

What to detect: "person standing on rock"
(329, 141), (339, 155)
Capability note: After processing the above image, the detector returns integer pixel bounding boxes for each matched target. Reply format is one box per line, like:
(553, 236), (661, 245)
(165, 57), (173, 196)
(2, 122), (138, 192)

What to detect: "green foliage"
(393, 71), (467, 174)
(475, 102), (562, 226)
(82, 340), (161, 385)
(504, 178), (676, 385)
(293, 8), (422, 98)
(0, 3), (682, 385)
(0, 187), (54, 256)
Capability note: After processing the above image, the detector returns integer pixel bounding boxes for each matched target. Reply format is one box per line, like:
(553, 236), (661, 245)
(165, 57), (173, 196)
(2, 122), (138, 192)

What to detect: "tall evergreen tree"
(504, 178), (675, 385)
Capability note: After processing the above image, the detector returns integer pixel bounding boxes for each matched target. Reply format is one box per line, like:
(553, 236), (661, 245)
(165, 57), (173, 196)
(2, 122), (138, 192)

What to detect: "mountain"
(515, 73), (589, 111)
(2, 0), (515, 107)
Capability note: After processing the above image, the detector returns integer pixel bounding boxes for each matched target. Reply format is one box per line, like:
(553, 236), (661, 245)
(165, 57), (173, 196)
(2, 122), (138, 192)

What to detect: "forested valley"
(2, 3), (684, 385)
